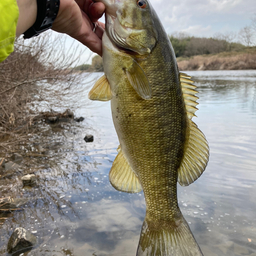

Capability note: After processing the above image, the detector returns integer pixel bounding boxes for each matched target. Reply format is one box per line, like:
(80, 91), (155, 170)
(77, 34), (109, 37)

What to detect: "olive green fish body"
(89, 0), (209, 255)
(110, 40), (185, 220)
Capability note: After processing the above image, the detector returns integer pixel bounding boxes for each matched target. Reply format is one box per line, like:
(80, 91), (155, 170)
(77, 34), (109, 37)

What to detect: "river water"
(0, 70), (256, 256)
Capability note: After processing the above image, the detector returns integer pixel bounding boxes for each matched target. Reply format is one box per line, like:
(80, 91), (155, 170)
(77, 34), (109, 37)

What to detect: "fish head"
(95, 0), (158, 55)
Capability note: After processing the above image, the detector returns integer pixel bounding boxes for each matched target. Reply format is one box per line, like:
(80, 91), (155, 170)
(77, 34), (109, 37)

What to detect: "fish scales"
(89, 0), (209, 255)
(112, 57), (186, 218)
(111, 29), (186, 221)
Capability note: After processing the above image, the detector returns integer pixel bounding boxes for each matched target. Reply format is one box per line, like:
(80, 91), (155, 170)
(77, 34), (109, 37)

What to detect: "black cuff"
(24, 0), (60, 39)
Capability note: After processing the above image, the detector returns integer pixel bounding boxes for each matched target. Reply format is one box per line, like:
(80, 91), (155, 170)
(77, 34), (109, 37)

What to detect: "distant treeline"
(169, 33), (246, 58)
(74, 33), (253, 72)
(74, 55), (103, 72)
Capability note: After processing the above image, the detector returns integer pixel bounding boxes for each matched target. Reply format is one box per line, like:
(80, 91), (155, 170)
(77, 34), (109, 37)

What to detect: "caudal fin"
(136, 216), (203, 256)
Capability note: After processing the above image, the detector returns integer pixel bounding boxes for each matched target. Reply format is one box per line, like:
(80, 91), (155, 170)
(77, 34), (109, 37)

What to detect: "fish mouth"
(106, 15), (133, 53)
(106, 13), (115, 27)
(106, 15), (126, 46)
(106, 14), (149, 57)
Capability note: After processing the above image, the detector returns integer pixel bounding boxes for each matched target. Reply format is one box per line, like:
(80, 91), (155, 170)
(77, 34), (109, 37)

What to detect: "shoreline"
(177, 49), (256, 71)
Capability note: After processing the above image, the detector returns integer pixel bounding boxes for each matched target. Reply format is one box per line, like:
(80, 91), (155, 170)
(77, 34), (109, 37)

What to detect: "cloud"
(209, 0), (242, 11)
(150, 0), (256, 36)
(85, 199), (144, 232)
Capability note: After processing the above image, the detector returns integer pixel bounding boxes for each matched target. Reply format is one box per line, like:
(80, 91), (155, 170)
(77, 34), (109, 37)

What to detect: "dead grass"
(177, 49), (256, 71)
(0, 33), (89, 155)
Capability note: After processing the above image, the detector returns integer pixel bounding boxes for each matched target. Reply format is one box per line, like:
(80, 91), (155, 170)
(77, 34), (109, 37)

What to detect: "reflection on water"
(0, 70), (256, 256)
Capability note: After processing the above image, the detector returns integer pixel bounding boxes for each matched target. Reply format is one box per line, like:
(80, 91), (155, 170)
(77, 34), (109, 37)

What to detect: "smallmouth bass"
(89, 0), (209, 255)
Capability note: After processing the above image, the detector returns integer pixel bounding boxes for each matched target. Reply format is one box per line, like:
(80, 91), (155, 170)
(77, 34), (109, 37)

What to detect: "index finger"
(89, 2), (105, 22)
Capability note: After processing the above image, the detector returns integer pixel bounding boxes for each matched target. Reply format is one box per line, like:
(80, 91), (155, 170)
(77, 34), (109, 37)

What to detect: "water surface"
(0, 70), (256, 256)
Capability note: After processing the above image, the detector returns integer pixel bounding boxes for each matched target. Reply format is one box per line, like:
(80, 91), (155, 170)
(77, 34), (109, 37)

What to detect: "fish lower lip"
(110, 15), (116, 22)
(106, 14), (115, 26)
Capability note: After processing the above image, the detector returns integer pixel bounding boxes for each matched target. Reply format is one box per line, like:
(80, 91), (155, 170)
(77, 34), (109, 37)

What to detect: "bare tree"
(222, 31), (237, 51)
(213, 31), (236, 51)
(171, 31), (190, 40)
(239, 26), (254, 46)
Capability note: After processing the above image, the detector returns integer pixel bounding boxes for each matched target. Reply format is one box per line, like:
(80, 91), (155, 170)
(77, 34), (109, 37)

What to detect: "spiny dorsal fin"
(88, 75), (112, 101)
(180, 72), (192, 79)
(110, 147), (142, 193)
(178, 72), (209, 186)
(180, 72), (198, 119)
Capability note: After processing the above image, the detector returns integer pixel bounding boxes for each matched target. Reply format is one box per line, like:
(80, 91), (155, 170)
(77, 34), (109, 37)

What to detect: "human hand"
(52, 0), (105, 55)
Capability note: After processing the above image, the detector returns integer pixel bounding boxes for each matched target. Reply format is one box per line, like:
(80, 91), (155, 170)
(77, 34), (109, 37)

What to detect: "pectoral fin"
(110, 147), (142, 193)
(125, 60), (151, 100)
(178, 72), (209, 186)
(88, 75), (112, 101)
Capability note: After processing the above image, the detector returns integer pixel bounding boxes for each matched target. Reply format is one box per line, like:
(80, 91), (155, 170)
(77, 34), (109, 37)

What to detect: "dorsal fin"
(180, 73), (199, 119)
(109, 146), (142, 193)
(178, 72), (209, 186)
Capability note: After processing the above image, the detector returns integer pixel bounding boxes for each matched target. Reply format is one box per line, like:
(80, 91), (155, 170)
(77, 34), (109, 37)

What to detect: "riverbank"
(177, 48), (256, 71)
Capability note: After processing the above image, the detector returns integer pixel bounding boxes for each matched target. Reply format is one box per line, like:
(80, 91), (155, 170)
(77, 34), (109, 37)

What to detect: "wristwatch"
(24, 0), (60, 39)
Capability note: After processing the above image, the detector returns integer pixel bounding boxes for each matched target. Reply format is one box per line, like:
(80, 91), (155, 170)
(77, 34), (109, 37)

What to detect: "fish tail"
(136, 215), (203, 256)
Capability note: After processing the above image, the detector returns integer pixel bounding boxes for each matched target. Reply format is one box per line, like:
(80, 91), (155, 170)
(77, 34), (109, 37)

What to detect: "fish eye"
(137, 0), (147, 8)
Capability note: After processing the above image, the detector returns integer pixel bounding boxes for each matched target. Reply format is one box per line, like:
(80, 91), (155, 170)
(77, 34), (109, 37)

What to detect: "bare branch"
(0, 31), (91, 153)
(239, 26), (254, 46)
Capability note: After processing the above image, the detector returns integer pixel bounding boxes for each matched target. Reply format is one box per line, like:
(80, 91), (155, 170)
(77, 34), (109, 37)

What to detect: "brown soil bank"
(177, 48), (256, 71)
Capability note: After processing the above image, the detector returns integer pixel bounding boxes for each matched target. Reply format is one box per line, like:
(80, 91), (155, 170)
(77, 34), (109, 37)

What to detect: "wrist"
(17, 0), (60, 39)
(16, 0), (37, 37)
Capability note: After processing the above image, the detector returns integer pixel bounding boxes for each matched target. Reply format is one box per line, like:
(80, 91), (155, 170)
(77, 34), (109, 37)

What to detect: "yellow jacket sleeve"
(0, 0), (19, 63)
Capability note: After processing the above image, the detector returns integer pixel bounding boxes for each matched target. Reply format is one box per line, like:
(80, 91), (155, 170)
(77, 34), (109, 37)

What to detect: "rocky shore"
(0, 109), (94, 254)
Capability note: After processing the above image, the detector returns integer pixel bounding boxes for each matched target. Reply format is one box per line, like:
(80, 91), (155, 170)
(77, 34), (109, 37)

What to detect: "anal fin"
(110, 147), (142, 193)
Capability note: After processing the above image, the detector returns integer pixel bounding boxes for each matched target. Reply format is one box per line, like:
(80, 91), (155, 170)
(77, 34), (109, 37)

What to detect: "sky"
(151, 0), (256, 37)
(65, 0), (256, 65)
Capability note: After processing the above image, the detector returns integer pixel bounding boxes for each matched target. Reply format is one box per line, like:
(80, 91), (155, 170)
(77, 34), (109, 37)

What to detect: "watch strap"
(24, 0), (60, 39)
